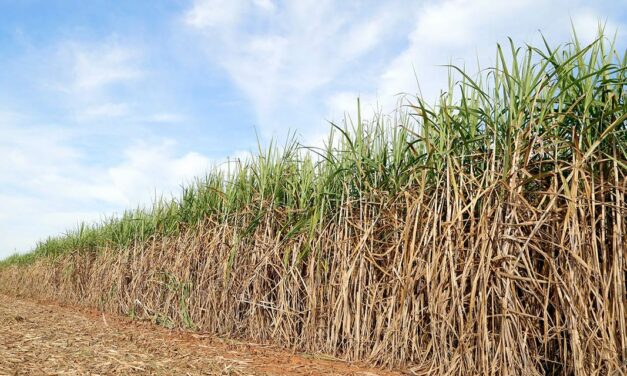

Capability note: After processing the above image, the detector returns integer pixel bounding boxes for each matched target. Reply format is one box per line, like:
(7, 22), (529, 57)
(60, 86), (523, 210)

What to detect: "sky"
(0, 0), (625, 258)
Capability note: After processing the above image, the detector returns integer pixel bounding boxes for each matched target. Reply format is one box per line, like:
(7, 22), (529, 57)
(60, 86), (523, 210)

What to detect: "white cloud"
(104, 140), (211, 206)
(0, 113), (212, 257)
(71, 42), (142, 91)
(252, 0), (277, 12)
(0, 193), (104, 254)
(184, 0), (249, 29)
(183, 0), (415, 139)
(34, 38), (147, 125)
(78, 102), (130, 119)
(144, 113), (186, 123)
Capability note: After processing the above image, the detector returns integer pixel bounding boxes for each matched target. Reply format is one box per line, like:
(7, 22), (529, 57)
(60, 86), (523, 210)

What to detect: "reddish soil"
(0, 294), (404, 375)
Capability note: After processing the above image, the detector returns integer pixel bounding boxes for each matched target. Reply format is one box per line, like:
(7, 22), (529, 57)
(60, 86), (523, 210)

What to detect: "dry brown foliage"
(2, 175), (625, 374)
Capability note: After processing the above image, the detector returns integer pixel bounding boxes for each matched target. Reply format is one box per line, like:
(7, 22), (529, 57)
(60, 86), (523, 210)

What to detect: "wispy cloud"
(41, 38), (144, 96)
(0, 113), (213, 254)
(70, 42), (142, 91)
(78, 102), (131, 119)
(183, 0), (415, 139)
(42, 38), (144, 122)
(104, 140), (212, 206)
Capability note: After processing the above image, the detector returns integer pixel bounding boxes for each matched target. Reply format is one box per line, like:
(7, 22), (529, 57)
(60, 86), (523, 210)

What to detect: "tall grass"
(1, 31), (626, 374)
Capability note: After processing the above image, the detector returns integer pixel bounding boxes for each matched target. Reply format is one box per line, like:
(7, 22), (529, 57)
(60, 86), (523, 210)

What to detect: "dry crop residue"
(0, 294), (401, 376)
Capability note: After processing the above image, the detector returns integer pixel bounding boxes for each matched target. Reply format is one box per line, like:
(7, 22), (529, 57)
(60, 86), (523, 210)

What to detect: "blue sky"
(0, 0), (625, 258)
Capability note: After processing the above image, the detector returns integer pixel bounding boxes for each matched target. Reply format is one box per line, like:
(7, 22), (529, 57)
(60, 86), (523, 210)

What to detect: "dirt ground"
(0, 294), (404, 376)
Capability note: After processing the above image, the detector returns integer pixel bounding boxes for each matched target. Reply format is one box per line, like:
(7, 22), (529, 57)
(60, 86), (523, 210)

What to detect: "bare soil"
(0, 294), (402, 375)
